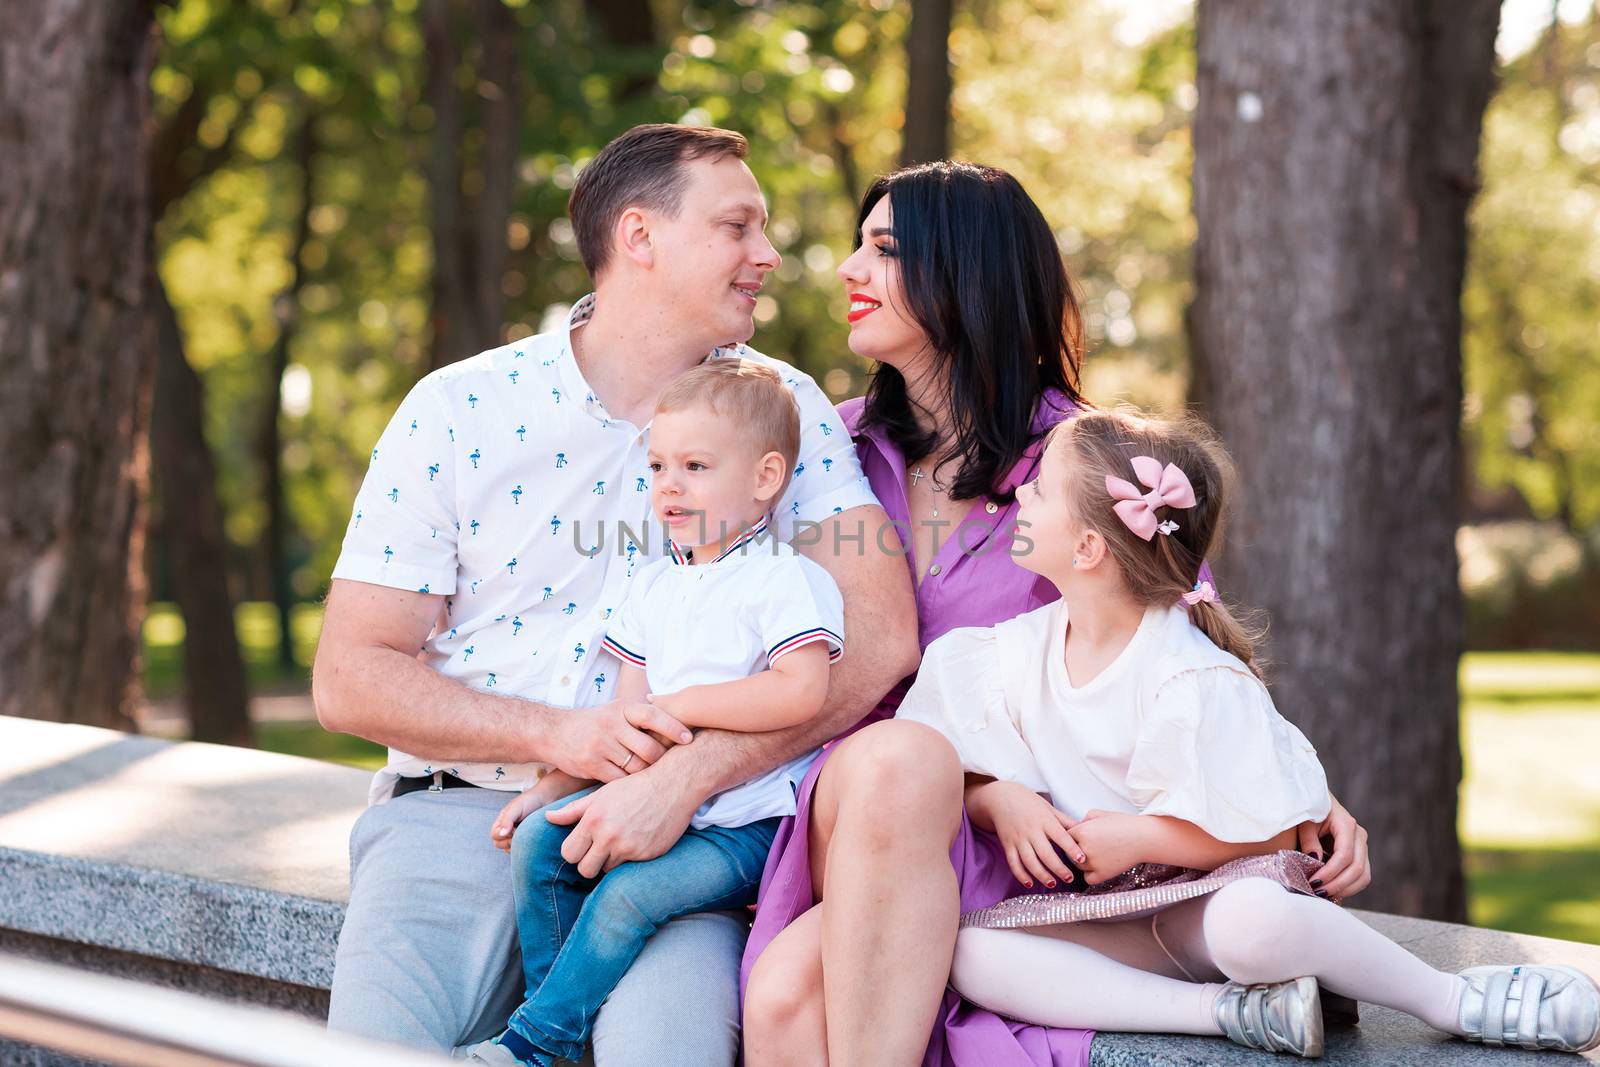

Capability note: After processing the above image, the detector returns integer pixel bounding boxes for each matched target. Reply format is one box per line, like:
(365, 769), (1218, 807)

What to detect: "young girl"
(897, 409), (1600, 1057)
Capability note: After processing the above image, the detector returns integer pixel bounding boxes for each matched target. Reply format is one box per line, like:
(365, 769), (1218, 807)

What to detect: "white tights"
(950, 878), (1467, 1036)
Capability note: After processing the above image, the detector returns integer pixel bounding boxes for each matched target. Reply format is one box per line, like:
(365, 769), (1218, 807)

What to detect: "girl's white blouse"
(897, 601), (1331, 843)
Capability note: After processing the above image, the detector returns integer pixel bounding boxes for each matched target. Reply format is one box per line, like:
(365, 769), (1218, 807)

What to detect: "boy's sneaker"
(465, 1035), (546, 1067)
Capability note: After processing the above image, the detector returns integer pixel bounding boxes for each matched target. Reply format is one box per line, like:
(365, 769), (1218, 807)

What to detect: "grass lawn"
(143, 606), (1600, 944)
(1459, 652), (1600, 945)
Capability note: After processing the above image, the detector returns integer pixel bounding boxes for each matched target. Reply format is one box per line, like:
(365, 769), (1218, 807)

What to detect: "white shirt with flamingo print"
(333, 294), (877, 804)
(603, 516), (844, 830)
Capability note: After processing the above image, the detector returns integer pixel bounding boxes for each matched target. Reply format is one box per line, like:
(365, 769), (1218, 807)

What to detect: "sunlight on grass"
(143, 601), (322, 698)
(255, 721), (386, 771)
(1461, 651), (1600, 703)
(1459, 651), (1600, 946)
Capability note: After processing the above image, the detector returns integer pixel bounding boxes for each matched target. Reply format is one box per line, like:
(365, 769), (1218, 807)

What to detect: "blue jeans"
(505, 786), (778, 1066)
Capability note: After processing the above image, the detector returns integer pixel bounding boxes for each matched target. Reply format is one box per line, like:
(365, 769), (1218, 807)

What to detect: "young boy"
(470, 359), (844, 1067)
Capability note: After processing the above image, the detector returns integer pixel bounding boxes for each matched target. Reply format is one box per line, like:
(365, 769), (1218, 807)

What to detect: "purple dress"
(740, 390), (1096, 1067)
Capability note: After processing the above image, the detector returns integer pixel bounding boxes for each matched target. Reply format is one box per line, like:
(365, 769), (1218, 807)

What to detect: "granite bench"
(2, 715), (1596, 1065)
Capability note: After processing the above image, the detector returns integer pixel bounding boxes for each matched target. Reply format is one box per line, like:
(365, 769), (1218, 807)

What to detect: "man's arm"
(546, 505), (921, 873)
(312, 578), (689, 782)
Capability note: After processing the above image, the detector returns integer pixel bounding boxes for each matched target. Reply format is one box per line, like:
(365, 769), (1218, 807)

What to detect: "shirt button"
(985, 501), (999, 514)
(559, 675), (572, 686)
(928, 564), (942, 577)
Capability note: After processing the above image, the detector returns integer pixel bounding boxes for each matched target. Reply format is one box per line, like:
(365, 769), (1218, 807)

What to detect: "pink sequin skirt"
(960, 849), (1322, 930)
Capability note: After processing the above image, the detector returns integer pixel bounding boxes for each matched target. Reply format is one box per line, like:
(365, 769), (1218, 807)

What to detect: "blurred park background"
(4, 0), (1597, 942)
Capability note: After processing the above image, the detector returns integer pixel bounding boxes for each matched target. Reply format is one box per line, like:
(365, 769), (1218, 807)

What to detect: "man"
(314, 124), (920, 1063)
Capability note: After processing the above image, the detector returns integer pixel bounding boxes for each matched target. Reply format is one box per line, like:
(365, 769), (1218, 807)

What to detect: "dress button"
(928, 564), (942, 577)
(985, 501), (999, 514)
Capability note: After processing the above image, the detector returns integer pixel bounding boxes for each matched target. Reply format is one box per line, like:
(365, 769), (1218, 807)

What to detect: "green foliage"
(1463, 14), (1600, 540)
(150, 0), (1598, 623)
(949, 0), (1195, 408)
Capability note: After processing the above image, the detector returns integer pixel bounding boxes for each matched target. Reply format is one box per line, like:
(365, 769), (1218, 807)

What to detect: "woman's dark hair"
(856, 161), (1086, 503)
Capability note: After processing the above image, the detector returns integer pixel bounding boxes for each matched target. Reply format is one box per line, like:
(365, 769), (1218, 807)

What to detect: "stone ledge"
(0, 848), (344, 990)
(0, 715), (365, 992)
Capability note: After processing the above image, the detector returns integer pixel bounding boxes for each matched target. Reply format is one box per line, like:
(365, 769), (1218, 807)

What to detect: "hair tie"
(1182, 580), (1217, 606)
(1104, 455), (1196, 541)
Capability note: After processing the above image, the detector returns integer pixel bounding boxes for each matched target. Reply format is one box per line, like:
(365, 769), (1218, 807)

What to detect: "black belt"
(391, 771), (480, 799)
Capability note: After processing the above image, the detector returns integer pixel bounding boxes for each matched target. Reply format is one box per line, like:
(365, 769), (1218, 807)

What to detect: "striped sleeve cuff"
(767, 628), (844, 668)
(602, 635), (646, 668)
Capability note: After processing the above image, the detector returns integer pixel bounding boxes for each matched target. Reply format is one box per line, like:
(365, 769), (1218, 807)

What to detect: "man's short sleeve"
(770, 370), (877, 541)
(753, 557), (845, 668)
(332, 379), (461, 594)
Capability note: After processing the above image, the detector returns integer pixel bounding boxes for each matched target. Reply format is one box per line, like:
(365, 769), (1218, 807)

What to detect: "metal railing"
(0, 954), (450, 1066)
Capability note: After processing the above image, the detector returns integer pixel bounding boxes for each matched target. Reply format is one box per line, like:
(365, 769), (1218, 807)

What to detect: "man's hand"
(1297, 793), (1371, 901)
(544, 763), (702, 877)
(548, 699), (692, 783)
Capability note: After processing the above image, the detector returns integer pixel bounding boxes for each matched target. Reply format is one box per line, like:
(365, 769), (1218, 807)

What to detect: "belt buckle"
(427, 771), (444, 794)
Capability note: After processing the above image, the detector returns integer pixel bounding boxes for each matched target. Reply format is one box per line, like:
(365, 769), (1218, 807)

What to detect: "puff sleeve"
(1125, 666), (1331, 842)
(895, 627), (1049, 793)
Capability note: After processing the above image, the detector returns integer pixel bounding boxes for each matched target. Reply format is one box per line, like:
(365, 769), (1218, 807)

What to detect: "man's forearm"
(314, 642), (564, 764)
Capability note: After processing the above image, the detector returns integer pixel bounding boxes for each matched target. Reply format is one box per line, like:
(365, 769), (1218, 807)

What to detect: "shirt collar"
(668, 514), (772, 566)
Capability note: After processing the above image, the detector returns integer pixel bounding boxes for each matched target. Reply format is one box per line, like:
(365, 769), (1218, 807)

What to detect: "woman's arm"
(648, 642), (831, 732)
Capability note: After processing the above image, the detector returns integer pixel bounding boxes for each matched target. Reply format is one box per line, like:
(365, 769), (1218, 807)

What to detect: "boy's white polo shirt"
(602, 519), (843, 830)
(332, 294), (877, 804)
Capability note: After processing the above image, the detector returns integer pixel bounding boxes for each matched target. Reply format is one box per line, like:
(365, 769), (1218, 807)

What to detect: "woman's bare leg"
(744, 906), (827, 1067)
(807, 720), (964, 1067)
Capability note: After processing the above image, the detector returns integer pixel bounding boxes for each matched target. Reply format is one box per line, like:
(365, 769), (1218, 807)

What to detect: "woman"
(740, 161), (1373, 1066)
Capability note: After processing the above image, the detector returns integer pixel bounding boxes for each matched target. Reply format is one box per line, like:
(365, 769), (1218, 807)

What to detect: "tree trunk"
(1190, 0), (1500, 920)
(150, 274), (254, 745)
(147, 36), (258, 743)
(589, 0), (657, 101)
(424, 0), (474, 370)
(425, 0), (519, 371)
(260, 118), (317, 674)
(471, 0), (517, 343)
(0, 0), (157, 730)
(901, 0), (953, 166)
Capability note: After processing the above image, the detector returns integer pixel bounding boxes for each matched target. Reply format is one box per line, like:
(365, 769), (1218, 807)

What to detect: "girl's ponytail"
(1185, 597), (1267, 681)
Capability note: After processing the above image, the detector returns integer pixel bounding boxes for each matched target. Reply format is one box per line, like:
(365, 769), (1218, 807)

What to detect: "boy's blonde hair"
(1052, 409), (1266, 677)
(656, 359), (801, 495)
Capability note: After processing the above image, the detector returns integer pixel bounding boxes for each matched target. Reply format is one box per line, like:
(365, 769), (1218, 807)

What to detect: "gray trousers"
(327, 786), (745, 1065)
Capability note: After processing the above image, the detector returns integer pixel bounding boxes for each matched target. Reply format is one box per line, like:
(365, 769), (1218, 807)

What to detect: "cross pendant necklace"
(910, 466), (941, 518)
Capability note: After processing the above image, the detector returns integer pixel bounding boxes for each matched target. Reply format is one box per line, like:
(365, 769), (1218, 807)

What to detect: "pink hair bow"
(1105, 456), (1196, 541)
(1182, 580), (1217, 606)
